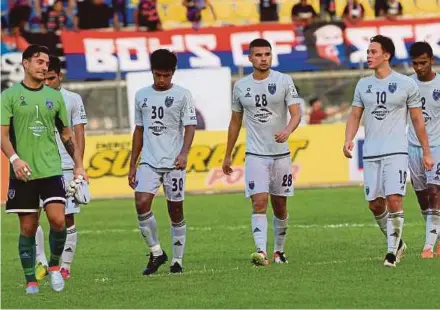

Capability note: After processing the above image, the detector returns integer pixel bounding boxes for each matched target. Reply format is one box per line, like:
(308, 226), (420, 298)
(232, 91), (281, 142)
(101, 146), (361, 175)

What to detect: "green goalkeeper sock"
(49, 228), (67, 268)
(18, 234), (37, 283)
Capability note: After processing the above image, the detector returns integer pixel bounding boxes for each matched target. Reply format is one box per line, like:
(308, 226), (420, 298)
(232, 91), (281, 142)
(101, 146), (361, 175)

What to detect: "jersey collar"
(20, 81), (44, 92)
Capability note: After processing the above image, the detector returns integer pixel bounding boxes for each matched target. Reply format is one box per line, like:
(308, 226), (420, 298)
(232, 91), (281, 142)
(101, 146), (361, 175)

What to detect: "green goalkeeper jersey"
(1, 82), (69, 180)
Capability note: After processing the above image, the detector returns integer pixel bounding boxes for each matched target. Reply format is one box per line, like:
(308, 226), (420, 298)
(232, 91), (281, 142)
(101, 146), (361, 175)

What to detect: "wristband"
(9, 154), (19, 164)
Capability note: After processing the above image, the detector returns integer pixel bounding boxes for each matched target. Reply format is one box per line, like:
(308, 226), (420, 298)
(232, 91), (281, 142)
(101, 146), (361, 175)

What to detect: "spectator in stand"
(34, 0), (75, 21)
(182, 0), (217, 30)
(8, 0), (32, 34)
(113, 0), (128, 28)
(380, 0), (403, 20)
(291, 0), (317, 28)
(41, 0), (68, 33)
(342, 0), (364, 24)
(374, 0), (386, 16)
(324, 0), (337, 21)
(308, 97), (349, 125)
(134, 0), (161, 32)
(259, 0), (279, 22)
(74, 0), (120, 31)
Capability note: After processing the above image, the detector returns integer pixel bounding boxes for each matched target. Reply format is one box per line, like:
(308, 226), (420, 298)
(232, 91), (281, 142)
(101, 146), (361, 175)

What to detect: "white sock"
(35, 225), (48, 266)
(251, 214), (267, 253)
(138, 211), (162, 256)
(374, 210), (388, 237)
(424, 210), (440, 250)
(422, 209), (429, 222)
(61, 225), (77, 270)
(273, 215), (288, 253)
(387, 211), (404, 255)
(171, 220), (186, 266)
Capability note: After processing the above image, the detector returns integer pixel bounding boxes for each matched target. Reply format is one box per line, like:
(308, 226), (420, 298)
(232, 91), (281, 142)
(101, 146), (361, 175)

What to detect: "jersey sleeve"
(407, 79), (422, 108)
(71, 94), (88, 126)
(56, 93), (69, 128)
(181, 90), (197, 126)
(231, 84), (243, 112)
(1, 90), (12, 126)
(134, 90), (143, 126)
(284, 74), (301, 106)
(352, 81), (364, 108)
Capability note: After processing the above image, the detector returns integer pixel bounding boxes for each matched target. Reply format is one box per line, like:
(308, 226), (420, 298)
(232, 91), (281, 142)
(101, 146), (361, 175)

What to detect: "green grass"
(2, 187), (440, 308)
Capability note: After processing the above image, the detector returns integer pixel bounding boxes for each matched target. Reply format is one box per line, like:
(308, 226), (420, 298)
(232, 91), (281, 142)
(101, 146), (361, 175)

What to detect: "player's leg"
(40, 176), (68, 291)
(164, 169), (186, 273)
(408, 144), (431, 220)
(245, 155), (271, 266)
(269, 156), (293, 264)
(6, 179), (40, 294)
(424, 147), (440, 257)
(35, 207), (48, 280)
(135, 165), (167, 275)
(60, 169), (79, 279)
(383, 155), (408, 267)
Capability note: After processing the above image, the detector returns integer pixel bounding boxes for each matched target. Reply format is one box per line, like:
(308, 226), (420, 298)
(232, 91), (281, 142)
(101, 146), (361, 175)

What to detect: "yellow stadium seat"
(164, 3), (187, 22)
(279, 0), (298, 23)
(415, 0), (440, 13)
(210, 1), (233, 21)
(399, 0), (422, 15)
(233, 0), (259, 24)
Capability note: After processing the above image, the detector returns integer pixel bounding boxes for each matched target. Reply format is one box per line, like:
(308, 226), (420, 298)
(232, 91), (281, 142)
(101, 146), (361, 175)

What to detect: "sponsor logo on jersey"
(148, 121), (167, 136)
(268, 83), (276, 95)
(433, 89), (440, 101)
(388, 83), (397, 94)
(46, 99), (54, 110)
(254, 108), (273, 123)
(165, 96), (174, 108)
(423, 111), (431, 123)
(249, 181), (255, 190)
(371, 105), (388, 120)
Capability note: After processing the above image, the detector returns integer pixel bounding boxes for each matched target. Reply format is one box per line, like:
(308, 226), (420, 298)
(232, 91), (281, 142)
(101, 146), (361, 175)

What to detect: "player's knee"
(386, 195), (403, 211)
(428, 184), (440, 201)
(135, 194), (153, 214)
(168, 201), (184, 222)
(50, 216), (66, 231)
(252, 199), (268, 213)
(368, 199), (386, 215)
(20, 223), (38, 237)
(65, 214), (74, 227)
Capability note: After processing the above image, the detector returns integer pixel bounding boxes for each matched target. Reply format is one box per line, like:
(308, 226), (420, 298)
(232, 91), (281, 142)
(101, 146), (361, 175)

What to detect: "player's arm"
(175, 92), (197, 170)
(128, 125), (143, 189)
(223, 111), (243, 175)
(1, 91), (32, 181)
(72, 95), (88, 161)
(343, 82), (364, 158)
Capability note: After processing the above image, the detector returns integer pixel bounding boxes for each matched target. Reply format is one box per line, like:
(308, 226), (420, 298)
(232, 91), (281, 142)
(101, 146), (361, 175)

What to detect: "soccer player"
(407, 41), (440, 258)
(343, 35), (434, 267)
(35, 55), (88, 280)
(222, 38), (302, 266)
(1, 44), (86, 294)
(128, 49), (197, 275)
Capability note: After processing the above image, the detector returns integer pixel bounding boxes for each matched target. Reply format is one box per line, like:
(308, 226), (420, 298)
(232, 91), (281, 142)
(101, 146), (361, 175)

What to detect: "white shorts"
(409, 144), (440, 191)
(135, 164), (186, 201)
(363, 155), (408, 201)
(245, 155), (294, 198)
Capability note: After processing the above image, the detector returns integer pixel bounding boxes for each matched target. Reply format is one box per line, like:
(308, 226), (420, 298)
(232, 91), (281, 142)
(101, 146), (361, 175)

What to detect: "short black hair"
(48, 55), (61, 73)
(150, 49), (177, 71)
(249, 38), (272, 52)
(370, 35), (395, 61)
(409, 41), (433, 59)
(309, 97), (320, 106)
(22, 44), (50, 62)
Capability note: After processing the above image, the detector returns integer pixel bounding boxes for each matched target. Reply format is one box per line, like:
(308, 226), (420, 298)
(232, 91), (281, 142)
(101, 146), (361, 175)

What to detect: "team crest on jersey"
(249, 181), (255, 190)
(433, 89), (440, 101)
(46, 99), (54, 110)
(388, 83), (397, 93)
(268, 83), (276, 95)
(8, 189), (15, 200)
(165, 96), (174, 108)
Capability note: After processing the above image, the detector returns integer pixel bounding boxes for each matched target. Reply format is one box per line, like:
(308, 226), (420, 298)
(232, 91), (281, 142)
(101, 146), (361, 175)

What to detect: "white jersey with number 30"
(134, 84), (197, 171)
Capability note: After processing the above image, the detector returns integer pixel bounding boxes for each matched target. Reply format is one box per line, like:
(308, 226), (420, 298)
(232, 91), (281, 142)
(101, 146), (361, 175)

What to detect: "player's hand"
(12, 159), (32, 182)
(175, 152), (188, 170)
(274, 129), (291, 143)
(423, 152), (434, 170)
(222, 157), (233, 175)
(343, 141), (354, 158)
(128, 166), (137, 189)
(74, 167), (88, 182)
